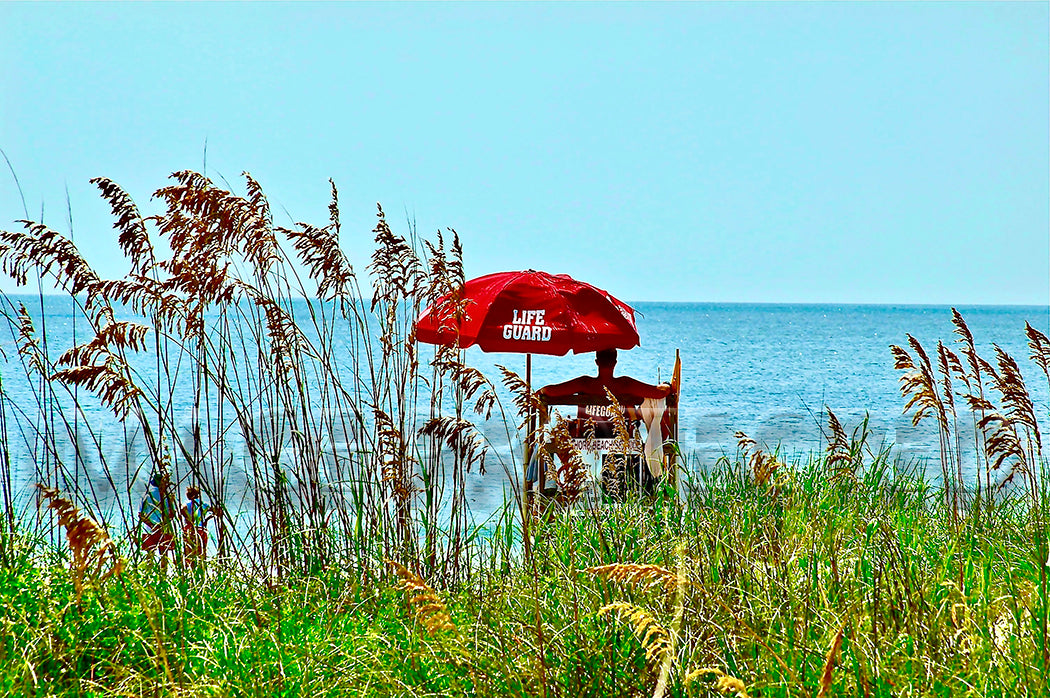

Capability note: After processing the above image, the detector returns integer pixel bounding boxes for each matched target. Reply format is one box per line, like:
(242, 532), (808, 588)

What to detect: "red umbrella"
(415, 270), (642, 534)
(414, 270), (640, 356)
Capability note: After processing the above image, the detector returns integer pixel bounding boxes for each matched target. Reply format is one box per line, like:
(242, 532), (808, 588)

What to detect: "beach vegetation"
(0, 172), (1047, 696)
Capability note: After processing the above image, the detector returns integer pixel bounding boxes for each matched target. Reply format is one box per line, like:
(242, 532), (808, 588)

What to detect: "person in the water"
(139, 473), (178, 569)
(181, 485), (214, 565)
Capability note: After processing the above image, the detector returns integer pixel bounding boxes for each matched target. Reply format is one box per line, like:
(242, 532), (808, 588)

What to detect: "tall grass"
(1, 443), (1047, 696)
(892, 312), (1050, 674)
(0, 170), (508, 587)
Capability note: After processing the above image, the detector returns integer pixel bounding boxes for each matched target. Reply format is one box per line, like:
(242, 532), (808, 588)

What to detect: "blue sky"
(1, 2), (1047, 304)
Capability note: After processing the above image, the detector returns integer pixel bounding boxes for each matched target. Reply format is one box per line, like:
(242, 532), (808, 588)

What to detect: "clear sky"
(1, 2), (1047, 305)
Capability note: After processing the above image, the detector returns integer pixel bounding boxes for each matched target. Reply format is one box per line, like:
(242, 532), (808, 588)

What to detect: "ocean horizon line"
(3, 293), (1048, 312)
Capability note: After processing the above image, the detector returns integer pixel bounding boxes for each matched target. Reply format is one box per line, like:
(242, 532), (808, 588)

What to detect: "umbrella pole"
(525, 353), (531, 423)
(526, 354), (535, 493)
(527, 354), (545, 494)
(522, 354), (533, 557)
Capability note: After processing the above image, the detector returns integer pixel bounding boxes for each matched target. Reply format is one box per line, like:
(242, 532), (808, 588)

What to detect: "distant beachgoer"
(181, 486), (213, 564)
(139, 474), (178, 567)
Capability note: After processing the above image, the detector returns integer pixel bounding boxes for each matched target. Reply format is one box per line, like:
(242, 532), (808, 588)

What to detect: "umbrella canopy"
(414, 270), (640, 356)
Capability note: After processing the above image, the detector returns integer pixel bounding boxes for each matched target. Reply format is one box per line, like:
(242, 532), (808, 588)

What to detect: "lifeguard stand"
(529, 350), (681, 500)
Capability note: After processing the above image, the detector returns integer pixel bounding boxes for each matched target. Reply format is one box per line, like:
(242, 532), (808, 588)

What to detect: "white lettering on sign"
(512, 309), (546, 325)
(502, 309), (552, 342)
(582, 405), (619, 419)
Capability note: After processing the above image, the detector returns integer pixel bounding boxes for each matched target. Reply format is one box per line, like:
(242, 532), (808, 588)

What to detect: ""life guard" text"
(502, 309), (553, 341)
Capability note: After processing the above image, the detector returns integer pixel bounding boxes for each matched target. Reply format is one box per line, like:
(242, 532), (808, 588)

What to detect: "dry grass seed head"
(154, 170), (241, 259)
(90, 177), (155, 274)
(548, 416), (589, 504)
(51, 359), (142, 420)
(0, 221), (103, 307)
(600, 602), (671, 669)
(585, 562), (681, 598)
(280, 221), (356, 301)
(735, 431), (781, 487)
(277, 179), (356, 303)
(374, 409), (419, 504)
(431, 348), (497, 419)
(423, 230), (450, 298)
(950, 308), (1002, 404)
(939, 342), (969, 389)
(93, 276), (193, 336)
(368, 204), (424, 312)
(951, 307), (985, 380)
(419, 415), (487, 475)
(13, 303), (47, 375)
(36, 485), (124, 597)
(962, 392), (997, 414)
(446, 230), (465, 291)
(978, 412), (1029, 483)
(891, 338), (947, 429)
(935, 341), (957, 418)
(153, 170), (276, 272)
(242, 291), (314, 378)
(942, 336), (999, 414)
(824, 408), (852, 472)
(240, 172), (280, 275)
(1026, 321), (1050, 382)
(156, 254), (237, 312)
(684, 667), (750, 698)
(991, 344), (1042, 451)
(497, 365), (539, 422)
(602, 386), (634, 453)
(422, 228), (466, 306)
(386, 560), (457, 636)
(327, 178), (340, 231)
(57, 321), (151, 368)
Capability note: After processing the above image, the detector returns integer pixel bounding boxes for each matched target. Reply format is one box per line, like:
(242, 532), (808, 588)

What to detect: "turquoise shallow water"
(2, 297), (1048, 520)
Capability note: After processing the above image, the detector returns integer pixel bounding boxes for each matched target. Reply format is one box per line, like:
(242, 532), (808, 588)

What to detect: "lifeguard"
(537, 347), (672, 437)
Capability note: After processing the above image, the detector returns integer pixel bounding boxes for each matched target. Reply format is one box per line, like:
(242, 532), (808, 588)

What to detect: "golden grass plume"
(36, 485), (124, 598)
(496, 364), (539, 422)
(735, 431), (782, 487)
(824, 408), (851, 472)
(279, 180), (358, 303)
(51, 360), (143, 421)
(1026, 321), (1050, 382)
(684, 667), (749, 698)
(431, 348), (497, 420)
(418, 415), (488, 475)
(890, 337), (949, 432)
(603, 386), (634, 454)
(990, 344), (1042, 451)
(386, 559), (457, 637)
(585, 562), (681, 598)
(0, 220), (102, 304)
(90, 176), (155, 274)
(600, 601), (672, 669)
(374, 409), (419, 505)
(422, 228), (465, 306)
(548, 416), (589, 504)
(369, 204), (424, 311)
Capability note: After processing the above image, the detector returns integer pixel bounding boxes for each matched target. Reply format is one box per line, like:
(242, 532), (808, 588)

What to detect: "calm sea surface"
(2, 298), (1048, 519)
(480, 302), (1050, 466)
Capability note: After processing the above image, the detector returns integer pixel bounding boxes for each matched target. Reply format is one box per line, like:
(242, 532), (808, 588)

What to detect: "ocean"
(2, 298), (1048, 521)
